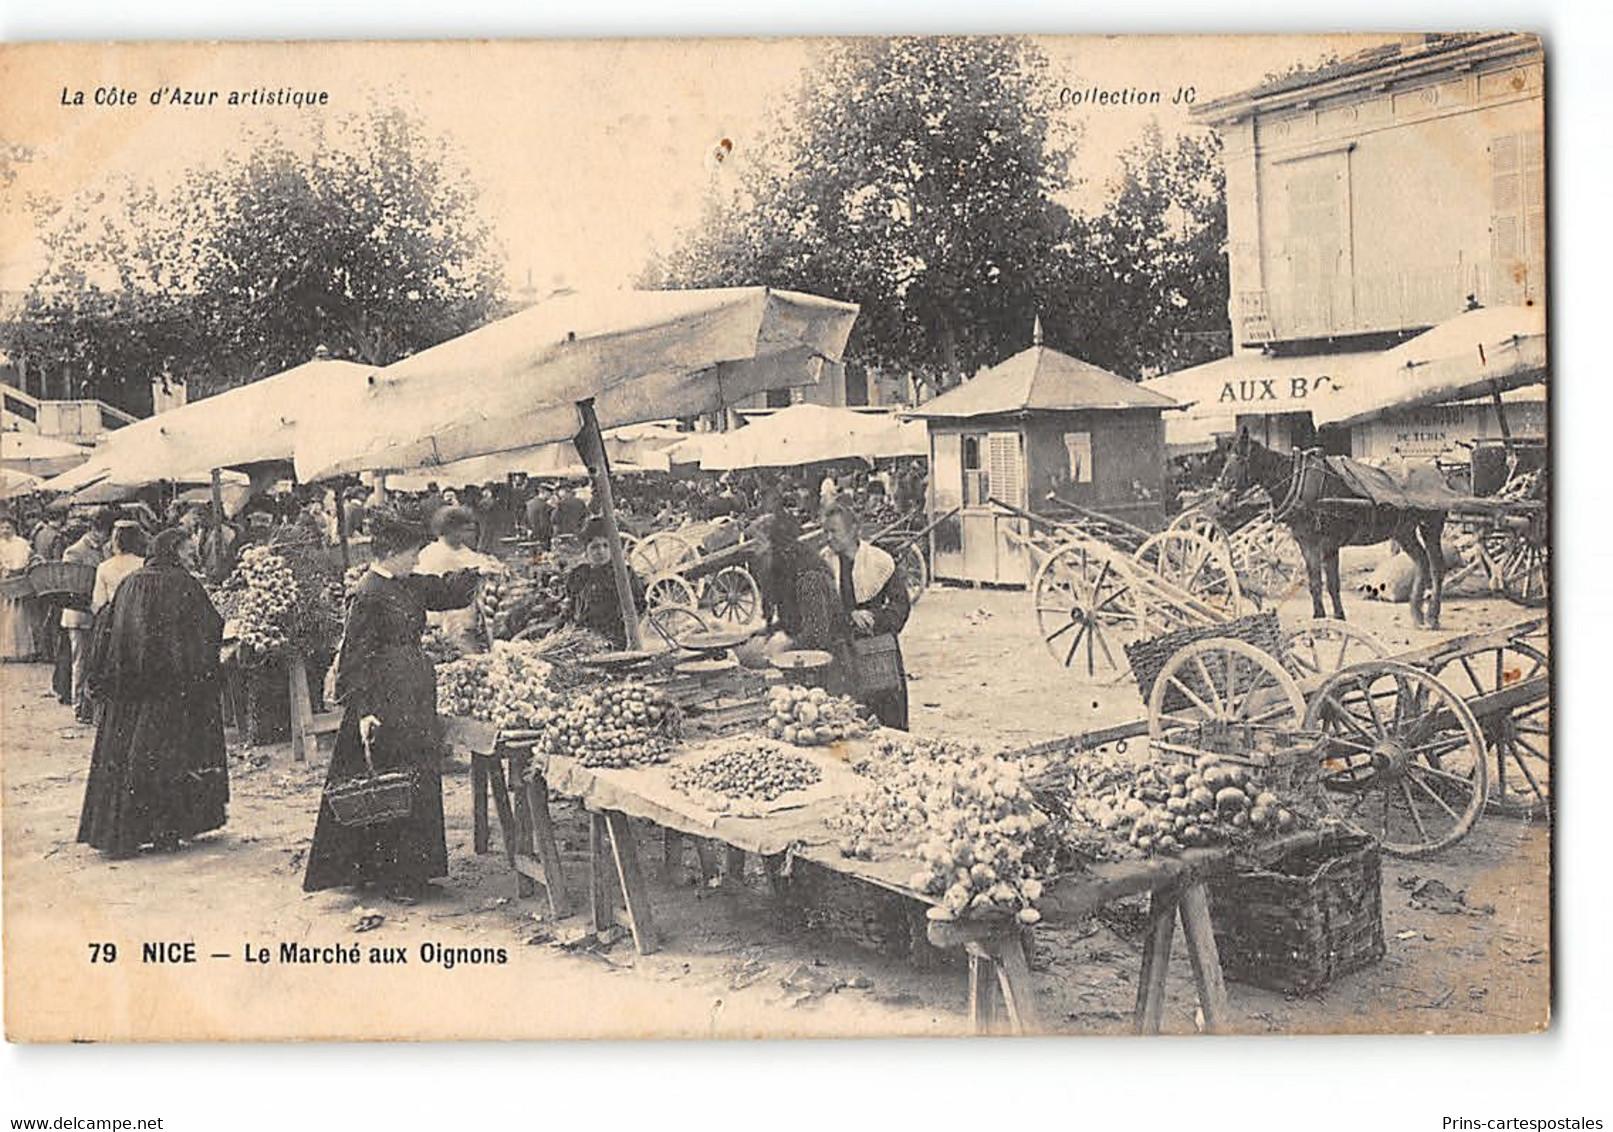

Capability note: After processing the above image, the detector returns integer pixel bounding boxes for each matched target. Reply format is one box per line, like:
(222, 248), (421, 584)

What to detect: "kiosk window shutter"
(986, 432), (1022, 508)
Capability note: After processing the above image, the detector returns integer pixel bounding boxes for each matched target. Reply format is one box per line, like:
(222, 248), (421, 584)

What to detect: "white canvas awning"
(1309, 305), (1547, 427)
(292, 288), (859, 482)
(38, 357), (373, 492)
(0, 431), (93, 478)
(681, 404), (927, 470)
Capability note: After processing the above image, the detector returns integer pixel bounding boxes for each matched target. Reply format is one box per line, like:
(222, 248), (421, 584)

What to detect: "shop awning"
(1309, 305), (1547, 427)
(1142, 349), (1379, 451)
(682, 404), (927, 470)
(292, 287), (859, 482)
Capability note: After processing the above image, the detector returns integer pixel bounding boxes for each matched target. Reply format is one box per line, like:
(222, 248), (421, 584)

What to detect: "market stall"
(681, 403), (926, 470)
(428, 635), (1359, 1033)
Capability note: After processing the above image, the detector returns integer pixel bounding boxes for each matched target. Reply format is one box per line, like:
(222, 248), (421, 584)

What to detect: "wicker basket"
(1124, 611), (1284, 701)
(27, 561), (96, 599)
(1207, 827), (1385, 994)
(326, 729), (416, 828)
(0, 573), (33, 599)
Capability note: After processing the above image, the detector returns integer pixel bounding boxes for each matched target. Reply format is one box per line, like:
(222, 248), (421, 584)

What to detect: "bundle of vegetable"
(436, 655), (496, 722)
(1063, 751), (1300, 859)
(912, 758), (1050, 925)
(530, 624), (615, 667)
(483, 641), (558, 732)
(422, 624), (464, 666)
(765, 685), (870, 747)
(533, 680), (681, 769)
(478, 575), (542, 640)
(833, 736), (1054, 924)
(668, 741), (822, 803)
(230, 545), (296, 657)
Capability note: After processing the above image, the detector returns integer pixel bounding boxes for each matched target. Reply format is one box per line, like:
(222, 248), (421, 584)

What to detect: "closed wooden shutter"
(986, 432), (1023, 508)
(1491, 130), (1546, 303)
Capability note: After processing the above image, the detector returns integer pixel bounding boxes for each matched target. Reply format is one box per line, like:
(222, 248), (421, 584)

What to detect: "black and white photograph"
(0, 31), (1557, 1052)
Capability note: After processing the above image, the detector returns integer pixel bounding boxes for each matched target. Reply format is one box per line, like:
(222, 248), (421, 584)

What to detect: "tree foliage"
(1050, 125), (1229, 380)
(644, 37), (1079, 395)
(6, 105), (504, 411)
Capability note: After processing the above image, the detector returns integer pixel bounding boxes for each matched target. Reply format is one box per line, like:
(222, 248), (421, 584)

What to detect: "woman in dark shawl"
(77, 527), (229, 857)
(302, 510), (483, 898)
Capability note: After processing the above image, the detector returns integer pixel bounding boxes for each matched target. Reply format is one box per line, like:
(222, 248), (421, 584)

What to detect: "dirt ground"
(0, 555), (1550, 1041)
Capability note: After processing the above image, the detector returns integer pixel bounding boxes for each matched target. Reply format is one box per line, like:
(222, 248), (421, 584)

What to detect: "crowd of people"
(0, 453), (928, 901)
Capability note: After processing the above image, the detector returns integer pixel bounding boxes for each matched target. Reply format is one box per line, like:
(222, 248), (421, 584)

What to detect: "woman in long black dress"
(77, 527), (229, 858)
(303, 511), (483, 898)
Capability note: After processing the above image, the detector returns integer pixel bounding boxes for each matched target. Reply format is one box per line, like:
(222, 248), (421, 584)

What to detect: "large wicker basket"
(28, 561), (96, 599)
(1207, 827), (1385, 994)
(1124, 611), (1284, 702)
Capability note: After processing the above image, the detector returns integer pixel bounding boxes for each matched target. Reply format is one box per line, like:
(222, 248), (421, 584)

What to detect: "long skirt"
(0, 594), (37, 660)
(302, 708), (448, 892)
(77, 688), (230, 856)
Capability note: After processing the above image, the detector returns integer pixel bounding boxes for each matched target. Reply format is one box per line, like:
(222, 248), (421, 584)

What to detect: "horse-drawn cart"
(1140, 614), (1549, 857)
(989, 496), (1245, 681)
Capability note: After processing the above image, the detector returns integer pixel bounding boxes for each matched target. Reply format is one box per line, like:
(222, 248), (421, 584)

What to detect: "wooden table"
(444, 715), (1240, 1034)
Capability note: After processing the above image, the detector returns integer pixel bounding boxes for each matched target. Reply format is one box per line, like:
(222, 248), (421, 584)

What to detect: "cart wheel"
(630, 531), (698, 578)
(645, 604), (707, 651)
(896, 543), (928, 606)
(645, 572), (698, 611)
(1133, 529), (1245, 623)
(1147, 637), (1306, 737)
(1303, 660), (1487, 857)
(1031, 541), (1147, 682)
(703, 565), (760, 626)
(1493, 528), (1549, 608)
(1434, 640), (1550, 818)
(1167, 509), (1231, 555)
(1228, 519), (1306, 606)
(1281, 619), (1390, 683)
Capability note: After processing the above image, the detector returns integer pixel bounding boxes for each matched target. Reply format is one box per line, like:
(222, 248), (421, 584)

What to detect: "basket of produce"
(1207, 826), (1385, 993)
(326, 726), (416, 828)
(26, 560), (95, 599)
(1124, 611), (1283, 702)
(1151, 720), (1328, 821)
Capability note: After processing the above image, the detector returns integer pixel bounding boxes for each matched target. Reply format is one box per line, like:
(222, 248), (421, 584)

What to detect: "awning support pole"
(576, 399), (642, 651)
(334, 481), (351, 573)
(208, 468), (225, 579)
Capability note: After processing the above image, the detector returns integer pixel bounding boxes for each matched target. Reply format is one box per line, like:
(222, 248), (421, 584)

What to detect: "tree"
(645, 37), (1079, 396)
(5, 104), (504, 412)
(1047, 124), (1229, 380)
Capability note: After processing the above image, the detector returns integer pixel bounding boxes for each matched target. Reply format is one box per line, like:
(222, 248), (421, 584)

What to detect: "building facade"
(1151, 33), (1546, 461)
(1205, 32), (1544, 351)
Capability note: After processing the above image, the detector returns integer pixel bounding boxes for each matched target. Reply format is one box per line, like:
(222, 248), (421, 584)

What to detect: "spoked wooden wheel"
(629, 531), (698, 578)
(895, 543), (928, 606)
(1281, 619), (1390, 683)
(1133, 529), (1245, 622)
(702, 565), (761, 626)
(644, 571), (699, 611)
(1229, 519), (1306, 606)
(1434, 641), (1551, 818)
(1303, 660), (1487, 857)
(645, 604), (707, 651)
(1493, 528), (1549, 608)
(1167, 509), (1231, 555)
(1032, 541), (1148, 681)
(1147, 638), (1307, 737)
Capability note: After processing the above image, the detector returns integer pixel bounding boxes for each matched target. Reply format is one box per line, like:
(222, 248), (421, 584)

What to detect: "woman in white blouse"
(93, 523), (148, 614)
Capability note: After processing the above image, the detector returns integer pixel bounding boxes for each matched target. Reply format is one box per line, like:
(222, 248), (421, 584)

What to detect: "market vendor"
(302, 509), (490, 900)
(552, 517), (645, 650)
(416, 506), (504, 652)
(819, 505), (911, 730)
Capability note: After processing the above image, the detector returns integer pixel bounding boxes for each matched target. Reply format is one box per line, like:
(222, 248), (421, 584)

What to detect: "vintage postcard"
(0, 34), (1549, 1042)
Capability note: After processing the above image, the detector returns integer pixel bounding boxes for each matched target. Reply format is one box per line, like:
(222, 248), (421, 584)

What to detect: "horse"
(1216, 430), (1449, 629)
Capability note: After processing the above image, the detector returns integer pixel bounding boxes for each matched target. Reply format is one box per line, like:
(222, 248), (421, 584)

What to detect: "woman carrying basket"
(303, 510), (486, 899)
